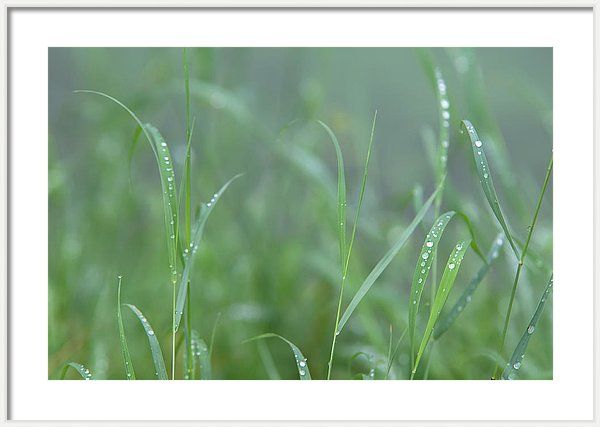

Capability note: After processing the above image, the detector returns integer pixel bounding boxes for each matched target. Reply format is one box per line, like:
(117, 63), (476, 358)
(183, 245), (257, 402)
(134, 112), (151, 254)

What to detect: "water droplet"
(118, 275), (122, 279)
(299, 361), (306, 367)
(148, 330), (155, 336)
(475, 140), (482, 148)
(164, 156), (169, 161)
(440, 99), (449, 109)
(513, 362), (521, 370)
(421, 269), (425, 274)
(207, 203), (212, 207)
(422, 253), (429, 260)
(442, 111), (450, 120)
(448, 263), (455, 270)
(418, 278), (422, 284)
(442, 140), (449, 148)
(483, 173), (488, 179)
(466, 296), (471, 303)
(299, 369), (305, 376)
(527, 325), (535, 334)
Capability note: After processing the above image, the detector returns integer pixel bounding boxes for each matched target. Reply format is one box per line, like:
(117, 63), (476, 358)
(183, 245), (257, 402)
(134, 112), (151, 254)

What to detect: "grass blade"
(316, 120), (347, 272)
(413, 239), (471, 376)
(191, 330), (212, 380)
(336, 180), (444, 334)
(174, 174), (242, 331)
(461, 120), (520, 260)
(408, 211), (455, 365)
(434, 233), (505, 340)
(501, 274), (553, 380)
(116, 276), (135, 380)
(245, 333), (311, 380)
(258, 340), (282, 380)
(123, 304), (168, 380)
(326, 111), (377, 380)
(59, 362), (92, 380)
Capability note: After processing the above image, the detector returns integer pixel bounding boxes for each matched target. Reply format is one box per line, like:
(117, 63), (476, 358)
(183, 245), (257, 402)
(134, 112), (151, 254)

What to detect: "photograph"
(48, 47), (553, 381)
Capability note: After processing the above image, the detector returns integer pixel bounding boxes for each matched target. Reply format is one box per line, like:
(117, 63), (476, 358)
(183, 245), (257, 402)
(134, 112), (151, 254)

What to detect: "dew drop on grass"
(426, 241), (433, 248)
(440, 99), (449, 109)
(475, 140), (482, 148)
(527, 325), (535, 334)
(448, 263), (455, 270)
(422, 253), (429, 260)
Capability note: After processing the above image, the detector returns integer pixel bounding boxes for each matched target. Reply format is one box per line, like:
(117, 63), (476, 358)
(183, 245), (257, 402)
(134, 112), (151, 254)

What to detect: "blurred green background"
(49, 47), (552, 380)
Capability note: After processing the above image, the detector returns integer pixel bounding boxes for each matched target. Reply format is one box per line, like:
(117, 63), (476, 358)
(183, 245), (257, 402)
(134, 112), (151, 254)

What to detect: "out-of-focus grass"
(48, 47), (552, 380)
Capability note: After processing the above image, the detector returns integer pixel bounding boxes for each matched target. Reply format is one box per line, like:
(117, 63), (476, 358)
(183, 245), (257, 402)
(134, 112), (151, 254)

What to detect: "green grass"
(50, 47), (552, 380)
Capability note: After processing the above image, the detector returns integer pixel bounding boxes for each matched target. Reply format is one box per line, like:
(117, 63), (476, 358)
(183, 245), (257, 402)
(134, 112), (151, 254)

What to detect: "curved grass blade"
(245, 333), (311, 380)
(123, 304), (168, 380)
(434, 233), (505, 340)
(461, 120), (520, 260)
(258, 340), (281, 380)
(501, 274), (553, 380)
(59, 362), (92, 380)
(74, 91), (180, 282)
(408, 211), (455, 364)
(174, 174), (242, 330)
(191, 330), (211, 380)
(336, 180), (444, 334)
(413, 239), (471, 376)
(316, 120), (347, 272)
(145, 124), (179, 285)
(116, 276), (135, 380)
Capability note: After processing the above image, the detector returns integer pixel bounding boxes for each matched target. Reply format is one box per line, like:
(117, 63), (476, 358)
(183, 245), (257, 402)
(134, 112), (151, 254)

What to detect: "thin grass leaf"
(461, 120), (520, 260)
(316, 120), (347, 272)
(385, 326), (408, 379)
(409, 211), (455, 362)
(245, 333), (311, 380)
(145, 124), (179, 284)
(413, 239), (471, 375)
(502, 274), (553, 380)
(116, 276), (135, 380)
(59, 362), (92, 380)
(336, 180), (444, 333)
(74, 90), (180, 283)
(191, 330), (211, 380)
(434, 233), (505, 340)
(174, 174), (242, 330)
(127, 125), (143, 185)
(123, 304), (168, 380)
(208, 312), (221, 360)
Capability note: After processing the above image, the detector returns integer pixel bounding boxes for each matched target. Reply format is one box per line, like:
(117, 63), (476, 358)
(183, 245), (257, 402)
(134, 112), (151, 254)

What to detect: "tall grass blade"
(501, 274), (553, 380)
(326, 112), (377, 380)
(245, 333), (311, 380)
(413, 239), (471, 376)
(434, 233), (505, 340)
(336, 181), (443, 334)
(123, 304), (168, 380)
(316, 120), (347, 272)
(461, 120), (520, 260)
(408, 211), (455, 365)
(116, 276), (135, 380)
(174, 174), (243, 330)
(59, 362), (92, 380)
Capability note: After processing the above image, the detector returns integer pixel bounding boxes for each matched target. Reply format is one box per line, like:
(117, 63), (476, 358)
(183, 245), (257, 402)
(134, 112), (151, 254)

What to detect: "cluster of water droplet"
(207, 192), (218, 208)
(294, 353), (308, 377)
(435, 68), (450, 168)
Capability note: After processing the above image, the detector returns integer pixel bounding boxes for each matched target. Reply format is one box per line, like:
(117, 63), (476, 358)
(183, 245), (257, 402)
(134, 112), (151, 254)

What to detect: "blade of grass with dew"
(492, 156), (553, 379)
(75, 91), (179, 279)
(324, 112), (377, 380)
(123, 304), (168, 380)
(59, 362), (92, 380)
(316, 120), (347, 271)
(191, 330), (211, 380)
(461, 120), (520, 260)
(173, 174), (243, 330)
(116, 276), (135, 380)
(502, 274), (553, 380)
(434, 233), (505, 340)
(336, 180), (444, 334)
(408, 211), (455, 367)
(413, 239), (471, 377)
(245, 333), (311, 380)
